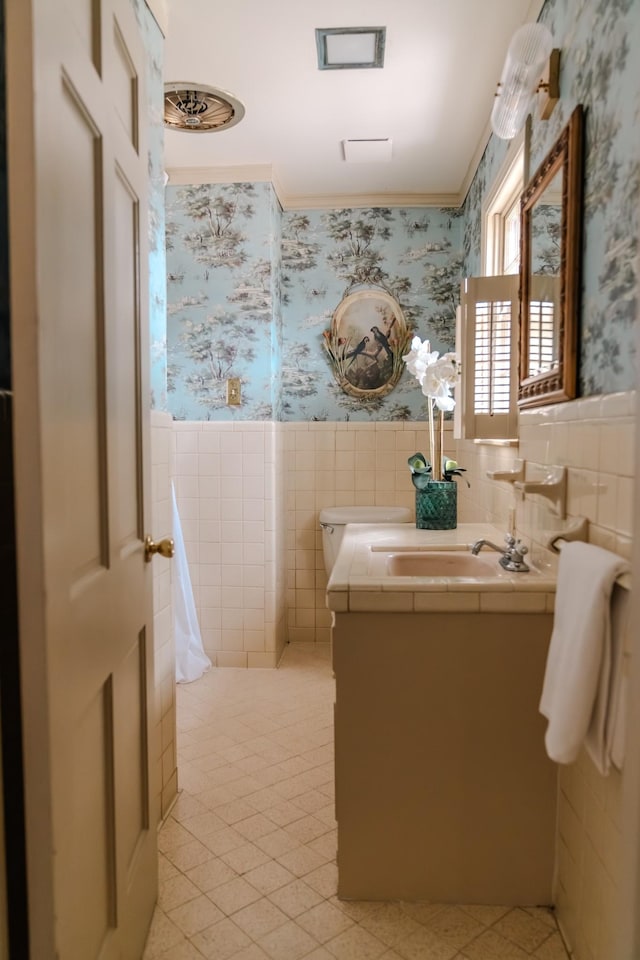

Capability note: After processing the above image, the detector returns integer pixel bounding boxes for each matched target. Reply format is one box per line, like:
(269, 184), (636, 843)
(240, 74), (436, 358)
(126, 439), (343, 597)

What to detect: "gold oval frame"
(323, 289), (411, 399)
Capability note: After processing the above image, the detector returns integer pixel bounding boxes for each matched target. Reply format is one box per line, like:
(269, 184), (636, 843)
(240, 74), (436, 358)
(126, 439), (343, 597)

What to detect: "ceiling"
(163, 0), (543, 208)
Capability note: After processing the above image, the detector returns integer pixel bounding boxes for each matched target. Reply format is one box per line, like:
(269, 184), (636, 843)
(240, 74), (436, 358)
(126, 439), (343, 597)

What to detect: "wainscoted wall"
(150, 410), (177, 819)
(172, 420), (286, 668)
(515, 392), (635, 960)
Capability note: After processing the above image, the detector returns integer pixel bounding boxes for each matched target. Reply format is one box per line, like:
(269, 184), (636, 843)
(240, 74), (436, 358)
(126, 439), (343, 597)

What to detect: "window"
(458, 133), (526, 441)
(460, 275), (519, 440)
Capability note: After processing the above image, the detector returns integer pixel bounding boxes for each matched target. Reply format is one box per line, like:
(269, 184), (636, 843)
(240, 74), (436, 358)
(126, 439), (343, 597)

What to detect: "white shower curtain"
(172, 483), (212, 683)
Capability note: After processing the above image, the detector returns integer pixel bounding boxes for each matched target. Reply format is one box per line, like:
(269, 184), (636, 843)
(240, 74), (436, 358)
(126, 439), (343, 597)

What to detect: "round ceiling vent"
(164, 83), (245, 133)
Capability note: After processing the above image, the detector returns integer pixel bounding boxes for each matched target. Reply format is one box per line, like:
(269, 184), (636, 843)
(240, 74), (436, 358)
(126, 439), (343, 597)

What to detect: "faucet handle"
(504, 532), (516, 547)
(511, 540), (529, 560)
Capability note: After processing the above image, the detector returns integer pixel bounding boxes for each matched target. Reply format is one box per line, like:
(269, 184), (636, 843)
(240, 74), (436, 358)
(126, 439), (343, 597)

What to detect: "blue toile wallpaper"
(165, 182), (279, 420)
(463, 0), (640, 395)
(165, 199), (463, 421)
(279, 208), (463, 420)
(164, 0), (640, 419)
(131, 0), (167, 410)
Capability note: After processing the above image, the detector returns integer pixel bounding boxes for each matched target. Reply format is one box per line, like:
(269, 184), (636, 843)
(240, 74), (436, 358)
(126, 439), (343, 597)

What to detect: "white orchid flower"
(402, 336), (440, 382)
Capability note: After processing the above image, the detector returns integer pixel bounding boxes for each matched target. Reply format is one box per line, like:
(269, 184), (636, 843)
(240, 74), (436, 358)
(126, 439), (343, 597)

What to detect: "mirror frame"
(518, 104), (584, 408)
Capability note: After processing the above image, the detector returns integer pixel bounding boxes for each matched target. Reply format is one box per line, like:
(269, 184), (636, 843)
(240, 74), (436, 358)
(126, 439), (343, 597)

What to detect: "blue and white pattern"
(164, 0), (640, 419)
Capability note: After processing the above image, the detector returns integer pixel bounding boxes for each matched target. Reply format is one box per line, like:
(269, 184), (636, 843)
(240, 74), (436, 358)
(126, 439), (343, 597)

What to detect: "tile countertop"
(326, 523), (558, 615)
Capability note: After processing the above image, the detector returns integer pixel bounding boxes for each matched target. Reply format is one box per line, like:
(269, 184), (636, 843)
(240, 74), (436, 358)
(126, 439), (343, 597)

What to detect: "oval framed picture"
(323, 289), (410, 398)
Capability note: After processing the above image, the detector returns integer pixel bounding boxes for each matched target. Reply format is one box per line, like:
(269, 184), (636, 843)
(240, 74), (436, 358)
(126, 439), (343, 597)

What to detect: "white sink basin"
(386, 550), (502, 578)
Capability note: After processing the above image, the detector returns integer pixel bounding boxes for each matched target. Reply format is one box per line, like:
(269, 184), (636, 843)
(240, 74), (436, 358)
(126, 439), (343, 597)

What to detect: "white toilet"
(319, 505), (412, 577)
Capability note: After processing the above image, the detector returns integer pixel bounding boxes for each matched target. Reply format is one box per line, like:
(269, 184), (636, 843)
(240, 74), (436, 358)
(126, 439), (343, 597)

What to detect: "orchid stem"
(428, 400), (438, 482)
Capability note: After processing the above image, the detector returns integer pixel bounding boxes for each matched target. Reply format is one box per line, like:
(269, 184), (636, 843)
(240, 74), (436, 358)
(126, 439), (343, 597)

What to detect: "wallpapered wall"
(165, 196), (463, 421)
(165, 0), (639, 420)
(463, 0), (639, 395)
(131, 0), (166, 411)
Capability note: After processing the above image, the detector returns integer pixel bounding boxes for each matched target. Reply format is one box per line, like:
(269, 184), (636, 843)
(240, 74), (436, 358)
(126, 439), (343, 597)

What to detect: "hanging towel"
(172, 483), (212, 683)
(539, 541), (630, 774)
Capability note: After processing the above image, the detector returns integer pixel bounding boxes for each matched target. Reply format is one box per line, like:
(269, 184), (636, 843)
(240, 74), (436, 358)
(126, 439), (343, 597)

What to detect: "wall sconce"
(491, 23), (560, 140)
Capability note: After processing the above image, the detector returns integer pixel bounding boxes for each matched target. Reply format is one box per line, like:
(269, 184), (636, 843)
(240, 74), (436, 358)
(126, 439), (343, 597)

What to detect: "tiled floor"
(143, 643), (569, 960)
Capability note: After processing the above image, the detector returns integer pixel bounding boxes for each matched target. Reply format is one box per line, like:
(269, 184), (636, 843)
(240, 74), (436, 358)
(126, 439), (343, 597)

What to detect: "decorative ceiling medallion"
(164, 83), (245, 133)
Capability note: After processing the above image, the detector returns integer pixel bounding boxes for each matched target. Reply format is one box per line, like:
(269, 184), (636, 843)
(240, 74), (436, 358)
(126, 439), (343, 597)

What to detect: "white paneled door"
(7, 0), (158, 957)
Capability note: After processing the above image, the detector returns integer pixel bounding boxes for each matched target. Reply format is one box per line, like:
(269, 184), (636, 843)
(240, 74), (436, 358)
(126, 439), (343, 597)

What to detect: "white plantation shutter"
(461, 275), (519, 439)
(528, 275), (558, 376)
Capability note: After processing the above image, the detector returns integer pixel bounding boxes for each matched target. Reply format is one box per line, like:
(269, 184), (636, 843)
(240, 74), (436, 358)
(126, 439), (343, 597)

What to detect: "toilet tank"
(319, 506), (412, 577)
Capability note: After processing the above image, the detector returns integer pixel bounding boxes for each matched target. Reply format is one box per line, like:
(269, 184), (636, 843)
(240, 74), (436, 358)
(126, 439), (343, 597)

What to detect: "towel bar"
(551, 535), (632, 592)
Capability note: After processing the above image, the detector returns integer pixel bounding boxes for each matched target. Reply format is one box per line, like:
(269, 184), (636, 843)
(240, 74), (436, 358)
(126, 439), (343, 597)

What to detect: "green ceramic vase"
(413, 479), (457, 530)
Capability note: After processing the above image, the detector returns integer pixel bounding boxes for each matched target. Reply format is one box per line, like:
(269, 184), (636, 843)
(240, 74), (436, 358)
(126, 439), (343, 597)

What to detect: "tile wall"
(151, 410), (178, 820)
(514, 391), (635, 960)
(283, 419), (514, 642)
(171, 421), (286, 669)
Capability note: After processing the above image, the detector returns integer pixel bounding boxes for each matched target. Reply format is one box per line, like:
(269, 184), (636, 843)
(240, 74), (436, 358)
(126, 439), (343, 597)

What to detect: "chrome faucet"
(471, 534), (530, 572)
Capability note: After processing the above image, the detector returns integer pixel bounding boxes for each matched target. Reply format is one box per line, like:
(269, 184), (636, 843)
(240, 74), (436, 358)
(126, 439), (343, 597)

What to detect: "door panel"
(8, 0), (158, 956)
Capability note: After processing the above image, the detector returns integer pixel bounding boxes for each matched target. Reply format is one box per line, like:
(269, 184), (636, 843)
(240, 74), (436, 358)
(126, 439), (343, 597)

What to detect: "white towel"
(539, 541), (630, 774)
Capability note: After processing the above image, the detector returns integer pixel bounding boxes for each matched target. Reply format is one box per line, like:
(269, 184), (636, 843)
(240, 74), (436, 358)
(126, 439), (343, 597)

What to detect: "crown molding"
(166, 165), (463, 208)
(165, 165), (274, 186)
(276, 191), (462, 210)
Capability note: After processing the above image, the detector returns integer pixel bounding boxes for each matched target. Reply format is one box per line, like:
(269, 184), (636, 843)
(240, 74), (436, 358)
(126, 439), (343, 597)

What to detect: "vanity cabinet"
(332, 610), (557, 904)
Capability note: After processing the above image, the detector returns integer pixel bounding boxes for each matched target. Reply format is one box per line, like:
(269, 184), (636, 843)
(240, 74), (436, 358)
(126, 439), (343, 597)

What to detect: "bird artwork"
(345, 335), (369, 366)
(370, 325), (393, 358)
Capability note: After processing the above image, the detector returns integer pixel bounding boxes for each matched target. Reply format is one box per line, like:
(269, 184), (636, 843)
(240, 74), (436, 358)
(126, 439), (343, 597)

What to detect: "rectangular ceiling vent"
(316, 27), (386, 70)
(342, 139), (393, 163)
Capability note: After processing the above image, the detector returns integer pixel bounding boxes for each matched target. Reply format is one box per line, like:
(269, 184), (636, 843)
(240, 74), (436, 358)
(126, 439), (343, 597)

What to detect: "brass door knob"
(144, 535), (175, 563)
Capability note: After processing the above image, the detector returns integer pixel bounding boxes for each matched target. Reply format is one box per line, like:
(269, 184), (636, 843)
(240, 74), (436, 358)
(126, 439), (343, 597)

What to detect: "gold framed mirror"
(518, 105), (583, 407)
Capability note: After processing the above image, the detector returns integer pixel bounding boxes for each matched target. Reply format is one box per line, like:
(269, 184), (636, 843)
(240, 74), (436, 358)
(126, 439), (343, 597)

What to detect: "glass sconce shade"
(491, 23), (554, 140)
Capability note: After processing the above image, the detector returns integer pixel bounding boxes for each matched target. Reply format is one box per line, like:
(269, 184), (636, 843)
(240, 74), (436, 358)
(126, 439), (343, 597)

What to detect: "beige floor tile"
(146, 646), (570, 960)
(360, 903), (424, 948)
(207, 877), (263, 915)
(167, 894), (225, 937)
(458, 904), (510, 927)
(461, 928), (530, 960)
(534, 931), (572, 959)
(425, 905), (486, 949)
(296, 900), (354, 943)
(243, 860), (296, 895)
(303, 862), (339, 897)
(304, 948), (336, 960)
(234, 813), (280, 841)
(394, 924), (459, 960)
(158, 819), (198, 854)
(185, 857), (237, 894)
(493, 907), (556, 952)
(154, 941), (209, 960)
(159, 853), (181, 882)
(255, 827), (302, 859)
(277, 845), (328, 879)
(264, 800), (307, 827)
(325, 923), (388, 959)
(230, 897), (289, 939)
(165, 838), (216, 873)
(201, 825), (247, 856)
(159, 875), (202, 912)
(226, 944), (271, 960)
(180, 811), (227, 841)
(220, 841), (272, 874)
(257, 918), (319, 960)
(267, 878), (325, 918)
(142, 908), (186, 959)
(191, 917), (252, 960)
(284, 814), (331, 844)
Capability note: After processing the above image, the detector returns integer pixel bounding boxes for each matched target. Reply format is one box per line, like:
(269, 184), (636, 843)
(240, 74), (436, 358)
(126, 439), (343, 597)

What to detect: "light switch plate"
(227, 377), (241, 405)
